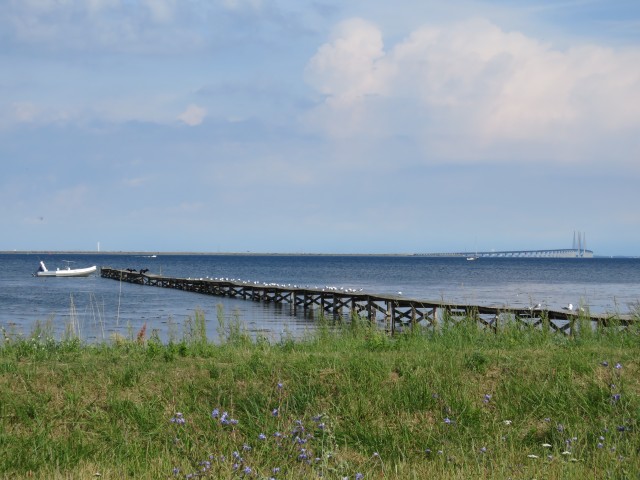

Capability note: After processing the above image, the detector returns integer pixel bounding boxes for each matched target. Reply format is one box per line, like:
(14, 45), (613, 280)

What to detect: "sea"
(1, 253), (639, 343)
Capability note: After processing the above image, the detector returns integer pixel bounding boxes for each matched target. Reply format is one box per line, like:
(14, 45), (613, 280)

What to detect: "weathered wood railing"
(100, 267), (635, 335)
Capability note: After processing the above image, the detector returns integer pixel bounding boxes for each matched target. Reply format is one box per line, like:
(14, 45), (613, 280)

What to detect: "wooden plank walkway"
(100, 267), (635, 335)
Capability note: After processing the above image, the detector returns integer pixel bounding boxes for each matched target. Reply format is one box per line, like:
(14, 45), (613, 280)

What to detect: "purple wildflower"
(483, 394), (491, 404)
(243, 466), (252, 475)
(480, 447), (487, 453)
(272, 467), (280, 474)
(277, 382), (284, 389)
(258, 433), (267, 441)
(243, 444), (252, 451)
(272, 408), (279, 417)
(615, 362), (622, 369)
(597, 443), (604, 448)
(612, 393), (621, 403)
(170, 413), (186, 425)
(211, 408), (219, 419)
(172, 467), (180, 475)
(601, 361), (609, 367)
(444, 417), (452, 424)
(356, 473), (364, 480)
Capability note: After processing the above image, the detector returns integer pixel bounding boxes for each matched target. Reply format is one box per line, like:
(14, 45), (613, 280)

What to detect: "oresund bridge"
(417, 232), (593, 258)
(416, 248), (593, 258)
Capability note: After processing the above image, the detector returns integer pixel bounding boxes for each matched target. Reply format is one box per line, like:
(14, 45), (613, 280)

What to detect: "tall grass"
(0, 309), (638, 479)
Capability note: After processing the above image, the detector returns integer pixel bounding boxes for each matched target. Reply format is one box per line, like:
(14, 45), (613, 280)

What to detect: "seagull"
(562, 303), (574, 311)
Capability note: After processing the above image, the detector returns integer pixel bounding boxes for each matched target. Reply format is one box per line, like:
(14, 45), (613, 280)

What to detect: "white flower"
(542, 443), (552, 448)
(527, 454), (539, 459)
(562, 451), (572, 455)
(503, 420), (512, 425)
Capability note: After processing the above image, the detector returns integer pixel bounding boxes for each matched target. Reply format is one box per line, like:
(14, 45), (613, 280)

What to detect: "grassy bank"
(1, 312), (639, 479)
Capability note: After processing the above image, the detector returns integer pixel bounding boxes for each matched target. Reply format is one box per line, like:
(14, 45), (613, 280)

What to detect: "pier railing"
(100, 267), (635, 335)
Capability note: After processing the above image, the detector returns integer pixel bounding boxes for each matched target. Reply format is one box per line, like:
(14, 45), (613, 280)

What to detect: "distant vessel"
(466, 255), (478, 261)
(35, 261), (97, 277)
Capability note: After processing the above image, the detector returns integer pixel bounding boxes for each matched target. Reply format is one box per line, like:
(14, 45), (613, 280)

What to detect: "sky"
(1, 0), (640, 255)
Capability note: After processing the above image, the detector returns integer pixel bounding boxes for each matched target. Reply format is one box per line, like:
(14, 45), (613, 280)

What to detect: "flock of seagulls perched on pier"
(128, 270), (584, 311)
(181, 276), (369, 294)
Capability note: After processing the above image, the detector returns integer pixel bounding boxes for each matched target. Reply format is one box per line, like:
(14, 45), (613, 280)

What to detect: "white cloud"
(11, 102), (40, 123)
(222, 0), (263, 11)
(305, 18), (389, 107)
(142, 0), (175, 23)
(177, 104), (207, 126)
(305, 17), (640, 164)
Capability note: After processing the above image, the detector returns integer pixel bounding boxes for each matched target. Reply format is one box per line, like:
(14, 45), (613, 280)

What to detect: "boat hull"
(36, 266), (97, 277)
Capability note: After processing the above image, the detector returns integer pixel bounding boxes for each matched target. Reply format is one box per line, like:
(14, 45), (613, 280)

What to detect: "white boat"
(35, 261), (97, 277)
(466, 256), (478, 261)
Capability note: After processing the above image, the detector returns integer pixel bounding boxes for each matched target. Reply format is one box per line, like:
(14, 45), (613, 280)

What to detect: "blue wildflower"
(444, 417), (452, 424)
(258, 433), (267, 441)
(601, 361), (609, 367)
(615, 362), (622, 369)
(272, 408), (279, 417)
(612, 393), (621, 403)
(356, 473), (364, 480)
(483, 394), (491, 404)
(243, 466), (252, 475)
(272, 467), (280, 474)
(211, 408), (219, 419)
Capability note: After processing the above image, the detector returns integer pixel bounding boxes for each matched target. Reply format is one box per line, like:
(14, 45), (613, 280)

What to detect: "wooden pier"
(100, 267), (634, 335)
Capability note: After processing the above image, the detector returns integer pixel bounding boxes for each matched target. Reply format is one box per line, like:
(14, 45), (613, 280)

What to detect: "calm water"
(1, 253), (639, 342)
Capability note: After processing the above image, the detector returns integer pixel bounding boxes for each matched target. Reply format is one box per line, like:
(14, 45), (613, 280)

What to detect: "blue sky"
(1, 0), (640, 255)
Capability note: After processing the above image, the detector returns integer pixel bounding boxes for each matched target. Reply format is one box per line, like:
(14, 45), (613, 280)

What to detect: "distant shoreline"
(0, 250), (636, 258)
(0, 250), (415, 257)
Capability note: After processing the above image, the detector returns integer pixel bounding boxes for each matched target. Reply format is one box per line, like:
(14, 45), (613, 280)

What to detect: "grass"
(0, 311), (638, 479)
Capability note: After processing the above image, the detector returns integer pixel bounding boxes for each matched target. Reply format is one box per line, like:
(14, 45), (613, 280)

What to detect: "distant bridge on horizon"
(418, 231), (593, 259)
(415, 248), (594, 258)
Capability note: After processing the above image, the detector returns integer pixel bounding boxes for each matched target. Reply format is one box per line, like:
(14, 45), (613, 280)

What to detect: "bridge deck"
(417, 249), (594, 258)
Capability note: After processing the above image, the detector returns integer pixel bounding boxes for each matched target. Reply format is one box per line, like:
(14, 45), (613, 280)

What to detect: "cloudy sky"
(1, 0), (640, 255)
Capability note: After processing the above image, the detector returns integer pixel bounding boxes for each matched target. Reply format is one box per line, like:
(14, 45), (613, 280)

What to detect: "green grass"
(0, 312), (638, 479)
